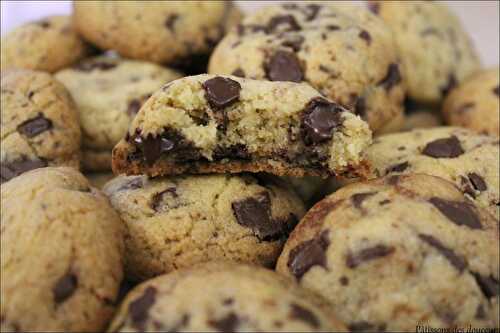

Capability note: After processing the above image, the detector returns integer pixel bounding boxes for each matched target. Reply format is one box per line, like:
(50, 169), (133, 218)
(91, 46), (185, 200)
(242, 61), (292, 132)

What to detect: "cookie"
(1, 16), (93, 73)
(1, 69), (81, 183)
(0, 167), (124, 332)
(73, 1), (241, 70)
(208, 3), (405, 133)
(85, 171), (114, 189)
(103, 173), (305, 281)
(112, 74), (372, 178)
(369, 1), (480, 104)
(277, 174), (499, 330)
(364, 127), (499, 218)
(443, 67), (499, 137)
(108, 262), (346, 332)
(55, 55), (182, 171)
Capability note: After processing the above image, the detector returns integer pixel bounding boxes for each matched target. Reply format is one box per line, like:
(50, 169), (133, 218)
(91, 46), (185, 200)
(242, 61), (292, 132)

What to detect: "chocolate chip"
(419, 234), (466, 272)
(202, 76), (241, 109)
(281, 35), (305, 52)
(231, 68), (245, 77)
(74, 61), (117, 72)
(208, 312), (239, 332)
(429, 197), (482, 229)
(36, 20), (51, 28)
(422, 136), (464, 158)
(349, 321), (386, 332)
(165, 14), (179, 31)
(129, 287), (157, 331)
(326, 25), (340, 31)
(351, 192), (376, 209)
(358, 30), (371, 45)
(346, 245), (395, 269)
(17, 113), (52, 138)
(214, 144), (250, 160)
(150, 187), (178, 212)
(136, 134), (175, 165)
(468, 173), (487, 192)
(301, 97), (343, 144)
(386, 161), (409, 173)
(289, 303), (319, 328)
(232, 192), (284, 241)
(304, 4), (321, 21)
(222, 298), (234, 305)
(421, 27), (439, 36)
(287, 230), (330, 280)
(0, 159), (47, 183)
(377, 63), (401, 91)
(472, 273), (499, 298)
(379, 199), (391, 205)
(367, 2), (380, 14)
(339, 276), (349, 285)
(53, 273), (77, 303)
(267, 15), (300, 33)
(265, 51), (303, 82)
(441, 74), (458, 97)
(127, 99), (142, 116)
(475, 304), (486, 319)
(493, 85), (499, 96)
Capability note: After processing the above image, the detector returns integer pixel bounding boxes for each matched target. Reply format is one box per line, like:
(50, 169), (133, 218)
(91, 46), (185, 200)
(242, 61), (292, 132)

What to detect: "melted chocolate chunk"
(53, 273), (77, 303)
(165, 14), (179, 30)
(267, 15), (300, 33)
(351, 192), (376, 209)
(129, 287), (157, 330)
(265, 51), (303, 83)
(419, 234), (466, 272)
(289, 303), (320, 328)
(472, 273), (499, 298)
(493, 85), (499, 96)
(386, 161), (409, 173)
(377, 63), (401, 91)
(354, 96), (367, 119)
(0, 159), (47, 183)
(346, 245), (395, 269)
(301, 97), (343, 144)
(429, 197), (481, 229)
(358, 30), (371, 45)
(74, 61), (117, 72)
(287, 230), (330, 280)
(441, 74), (457, 97)
(231, 68), (246, 78)
(202, 76), (241, 109)
(208, 312), (239, 332)
(150, 187), (178, 212)
(422, 136), (464, 158)
(468, 173), (487, 192)
(17, 113), (52, 138)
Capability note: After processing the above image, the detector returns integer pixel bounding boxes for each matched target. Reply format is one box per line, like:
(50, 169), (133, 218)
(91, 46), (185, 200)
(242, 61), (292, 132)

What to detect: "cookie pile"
(1, 1), (499, 332)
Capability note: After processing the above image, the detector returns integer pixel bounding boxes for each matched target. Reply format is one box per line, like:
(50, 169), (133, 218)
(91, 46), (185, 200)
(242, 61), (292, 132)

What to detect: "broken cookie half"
(112, 74), (372, 178)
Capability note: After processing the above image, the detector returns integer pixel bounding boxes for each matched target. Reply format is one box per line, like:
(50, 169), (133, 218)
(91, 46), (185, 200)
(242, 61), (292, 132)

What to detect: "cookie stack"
(1, 1), (499, 332)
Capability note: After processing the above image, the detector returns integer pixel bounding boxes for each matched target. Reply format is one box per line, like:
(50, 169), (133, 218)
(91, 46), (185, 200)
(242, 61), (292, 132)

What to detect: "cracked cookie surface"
(443, 67), (499, 137)
(55, 55), (181, 171)
(111, 74), (372, 178)
(364, 127), (499, 218)
(1, 69), (81, 183)
(1, 15), (93, 73)
(108, 261), (346, 332)
(0, 167), (124, 332)
(103, 173), (305, 281)
(208, 3), (405, 133)
(369, 1), (480, 104)
(277, 174), (499, 331)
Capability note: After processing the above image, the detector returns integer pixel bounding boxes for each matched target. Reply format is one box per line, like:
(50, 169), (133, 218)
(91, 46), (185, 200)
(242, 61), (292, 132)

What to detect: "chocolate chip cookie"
(208, 3), (405, 132)
(443, 67), (499, 137)
(55, 55), (181, 171)
(364, 127), (499, 218)
(0, 167), (124, 332)
(108, 262), (346, 332)
(73, 1), (241, 71)
(1, 16), (93, 73)
(369, 1), (480, 104)
(1, 70), (81, 183)
(277, 174), (499, 331)
(103, 173), (305, 281)
(112, 74), (372, 178)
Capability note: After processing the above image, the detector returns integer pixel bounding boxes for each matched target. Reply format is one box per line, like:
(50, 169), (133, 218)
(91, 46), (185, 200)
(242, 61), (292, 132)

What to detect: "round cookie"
(55, 55), (181, 171)
(0, 167), (124, 332)
(1, 69), (81, 183)
(208, 3), (405, 132)
(369, 1), (480, 104)
(108, 262), (346, 332)
(1, 16), (93, 73)
(443, 67), (499, 137)
(103, 173), (305, 281)
(73, 1), (241, 69)
(277, 174), (499, 330)
(364, 127), (499, 218)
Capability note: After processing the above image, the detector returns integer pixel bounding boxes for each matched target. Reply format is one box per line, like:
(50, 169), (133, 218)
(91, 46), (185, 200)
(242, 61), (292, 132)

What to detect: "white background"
(1, 1), (499, 67)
